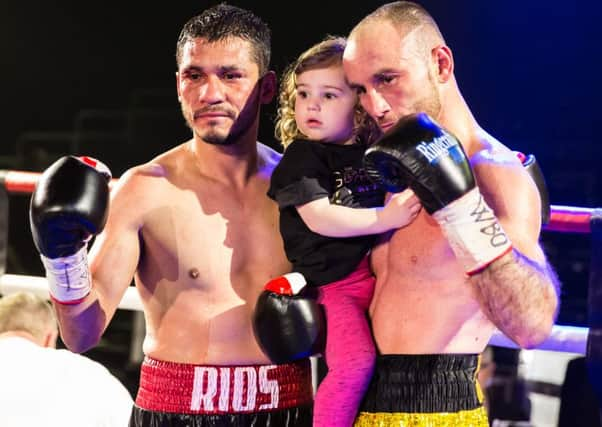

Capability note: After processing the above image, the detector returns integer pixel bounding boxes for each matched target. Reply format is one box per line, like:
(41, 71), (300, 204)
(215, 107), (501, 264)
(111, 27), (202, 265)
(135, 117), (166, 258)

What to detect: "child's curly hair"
(275, 36), (380, 149)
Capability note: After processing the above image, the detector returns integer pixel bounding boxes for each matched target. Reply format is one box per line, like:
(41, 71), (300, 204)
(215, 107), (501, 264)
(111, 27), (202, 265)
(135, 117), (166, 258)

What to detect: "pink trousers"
(313, 257), (376, 427)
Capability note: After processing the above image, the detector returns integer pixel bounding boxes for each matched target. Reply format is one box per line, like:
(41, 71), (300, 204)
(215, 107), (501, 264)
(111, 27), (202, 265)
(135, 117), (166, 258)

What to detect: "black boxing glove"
(30, 156), (111, 304)
(364, 112), (512, 274)
(253, 273), (325, 364)
(515, 152), (550, 225)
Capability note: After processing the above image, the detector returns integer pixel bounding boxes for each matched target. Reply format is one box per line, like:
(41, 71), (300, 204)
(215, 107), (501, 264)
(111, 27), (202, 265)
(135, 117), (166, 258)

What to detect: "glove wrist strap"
(432, 187), (513, 275)
(41, 246), (91, 304)
(264, 272), (307, 296)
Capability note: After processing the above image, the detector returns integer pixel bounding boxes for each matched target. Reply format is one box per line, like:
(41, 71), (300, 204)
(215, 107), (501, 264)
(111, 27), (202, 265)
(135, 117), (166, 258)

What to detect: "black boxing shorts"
(129, 357), (313, 427)
(354, 354), (489, 426)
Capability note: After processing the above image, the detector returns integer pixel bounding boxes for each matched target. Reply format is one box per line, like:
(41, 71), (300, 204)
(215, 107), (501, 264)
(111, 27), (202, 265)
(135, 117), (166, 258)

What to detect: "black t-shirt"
(268, 139), (385, 286)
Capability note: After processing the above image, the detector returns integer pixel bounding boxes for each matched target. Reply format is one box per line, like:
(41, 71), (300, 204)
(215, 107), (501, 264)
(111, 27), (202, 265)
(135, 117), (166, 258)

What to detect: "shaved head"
(343, 1), (452, 130)
(349, 1), (445, 59)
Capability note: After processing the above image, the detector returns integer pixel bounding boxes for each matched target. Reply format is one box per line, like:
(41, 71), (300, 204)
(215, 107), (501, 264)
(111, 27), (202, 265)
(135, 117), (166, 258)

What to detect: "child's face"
(294, 65), (357, 144)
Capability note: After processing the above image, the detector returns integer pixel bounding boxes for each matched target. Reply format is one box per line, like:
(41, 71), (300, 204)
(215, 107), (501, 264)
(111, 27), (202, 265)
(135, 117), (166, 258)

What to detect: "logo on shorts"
(190, 366), (279, 413)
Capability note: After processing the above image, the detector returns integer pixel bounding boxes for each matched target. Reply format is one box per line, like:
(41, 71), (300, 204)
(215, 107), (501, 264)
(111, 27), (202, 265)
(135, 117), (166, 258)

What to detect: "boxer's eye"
(223, 72), (242, 80)
(377, 74), (397, 86)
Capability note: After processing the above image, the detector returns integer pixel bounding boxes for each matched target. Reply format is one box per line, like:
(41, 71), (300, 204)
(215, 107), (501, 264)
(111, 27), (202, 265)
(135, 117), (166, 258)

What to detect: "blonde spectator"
(0, 292), (133, 426)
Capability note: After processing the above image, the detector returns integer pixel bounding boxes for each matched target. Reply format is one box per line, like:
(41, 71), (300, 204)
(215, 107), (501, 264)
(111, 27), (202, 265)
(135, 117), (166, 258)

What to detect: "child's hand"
(381, 189), (422, 230)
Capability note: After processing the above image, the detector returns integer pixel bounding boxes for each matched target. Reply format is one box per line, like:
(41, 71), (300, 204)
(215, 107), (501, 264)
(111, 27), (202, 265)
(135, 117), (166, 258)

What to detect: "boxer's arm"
(470, 152), (560, 348)
(297, 189), (420, 237)
(53, 167), (154, 352)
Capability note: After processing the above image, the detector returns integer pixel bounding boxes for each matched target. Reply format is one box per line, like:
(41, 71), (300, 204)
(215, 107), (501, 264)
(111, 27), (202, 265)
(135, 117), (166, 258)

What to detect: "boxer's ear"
(259, 71), (277, 104)
(175, 71), (182, 102)
(432, 45), (453, 83)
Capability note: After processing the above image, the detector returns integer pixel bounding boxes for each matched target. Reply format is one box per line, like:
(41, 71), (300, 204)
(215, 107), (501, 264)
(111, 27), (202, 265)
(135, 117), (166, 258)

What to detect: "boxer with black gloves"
(29, 5), (315, 427)
(364, 113), (513, 275)
(343, 3), (560, 426)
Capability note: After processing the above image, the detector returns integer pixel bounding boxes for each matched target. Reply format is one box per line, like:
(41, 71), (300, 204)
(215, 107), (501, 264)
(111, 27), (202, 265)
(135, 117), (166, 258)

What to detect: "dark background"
(2, 0), (601, 395)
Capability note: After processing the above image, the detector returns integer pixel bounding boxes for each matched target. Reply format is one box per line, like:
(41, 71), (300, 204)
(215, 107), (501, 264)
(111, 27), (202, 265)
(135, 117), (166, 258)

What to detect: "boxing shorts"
(354, 354), (489, 427)
(129, 357), (313, 427)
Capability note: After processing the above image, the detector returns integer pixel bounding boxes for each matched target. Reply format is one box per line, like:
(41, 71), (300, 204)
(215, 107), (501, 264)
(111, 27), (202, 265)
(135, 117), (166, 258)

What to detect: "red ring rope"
(0, 169), (594, 233)
(544, 206), (592, 234)
(0, 170), (117, 194)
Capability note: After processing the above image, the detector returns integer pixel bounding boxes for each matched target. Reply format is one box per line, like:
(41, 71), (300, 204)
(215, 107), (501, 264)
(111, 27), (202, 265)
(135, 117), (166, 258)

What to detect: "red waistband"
(135, 357), (313, 415)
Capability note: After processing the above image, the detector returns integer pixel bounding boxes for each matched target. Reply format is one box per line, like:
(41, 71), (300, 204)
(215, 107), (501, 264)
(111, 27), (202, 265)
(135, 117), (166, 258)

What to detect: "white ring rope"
(0, 272), (589, 355)
(0, 273), (143, 311)
(490, 325), (587, 355)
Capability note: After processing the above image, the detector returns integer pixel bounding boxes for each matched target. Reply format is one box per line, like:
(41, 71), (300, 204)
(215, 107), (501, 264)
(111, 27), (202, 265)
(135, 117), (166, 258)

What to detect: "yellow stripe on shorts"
(354, 405), (489, 427)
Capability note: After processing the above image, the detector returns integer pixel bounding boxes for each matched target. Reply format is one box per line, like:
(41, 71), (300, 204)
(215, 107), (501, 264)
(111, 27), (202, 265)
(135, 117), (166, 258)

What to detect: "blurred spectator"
(0, 292), (133, 426)
(558, 356), (602, 427)
(478, 346), (497, 414)
(484, 347), (532, 427)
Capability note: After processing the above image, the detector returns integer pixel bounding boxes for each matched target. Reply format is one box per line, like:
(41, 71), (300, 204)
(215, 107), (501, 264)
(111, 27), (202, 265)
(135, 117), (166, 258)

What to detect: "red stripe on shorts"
(135, 357), (313, 414)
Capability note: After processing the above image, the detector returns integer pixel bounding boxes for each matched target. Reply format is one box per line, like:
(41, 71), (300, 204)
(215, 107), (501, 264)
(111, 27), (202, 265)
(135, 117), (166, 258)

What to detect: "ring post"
(587, 208), (602, 416)
(0, 181), (8, 276)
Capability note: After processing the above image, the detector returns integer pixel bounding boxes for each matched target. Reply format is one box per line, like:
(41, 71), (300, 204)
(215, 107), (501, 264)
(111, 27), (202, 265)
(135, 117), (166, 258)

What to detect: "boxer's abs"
(138, 280), (270, 364)
(370, 213), (495, 355)
(134, 212), (289, 365)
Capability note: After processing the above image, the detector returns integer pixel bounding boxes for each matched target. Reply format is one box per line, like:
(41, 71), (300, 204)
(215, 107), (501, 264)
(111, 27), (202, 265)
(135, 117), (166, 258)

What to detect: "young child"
(268, 36), (421, 427)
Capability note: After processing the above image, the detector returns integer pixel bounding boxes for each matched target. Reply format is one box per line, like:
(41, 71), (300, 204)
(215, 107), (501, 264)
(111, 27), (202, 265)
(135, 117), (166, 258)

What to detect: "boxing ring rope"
(0, 170), (39, 194)
(489, 325), (588, 355)
(0, 273), (144, 312)
(0, 169), (596, 349)
(0, 170), (119, 194)
(1, 169), (601, 404)
(543, 205), (594, 234)
(0, 271), (590, 355)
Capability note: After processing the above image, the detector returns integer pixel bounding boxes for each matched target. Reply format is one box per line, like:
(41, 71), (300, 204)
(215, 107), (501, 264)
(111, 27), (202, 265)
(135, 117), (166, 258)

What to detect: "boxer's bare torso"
(82, 141), (290, 364)
(370, 212), (495, 355)
(369, 132), (542, 355)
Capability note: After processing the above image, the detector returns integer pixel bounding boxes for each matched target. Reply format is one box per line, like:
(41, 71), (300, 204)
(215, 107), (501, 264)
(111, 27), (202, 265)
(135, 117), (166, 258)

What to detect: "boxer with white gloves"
(28, 5), (315, 426)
